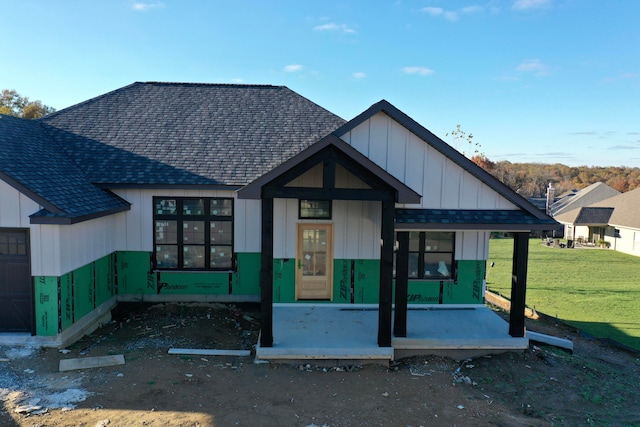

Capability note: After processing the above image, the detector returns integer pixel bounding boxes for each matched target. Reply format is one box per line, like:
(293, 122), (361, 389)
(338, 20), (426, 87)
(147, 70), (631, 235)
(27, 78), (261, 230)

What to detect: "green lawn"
(486, 238), (640, 351)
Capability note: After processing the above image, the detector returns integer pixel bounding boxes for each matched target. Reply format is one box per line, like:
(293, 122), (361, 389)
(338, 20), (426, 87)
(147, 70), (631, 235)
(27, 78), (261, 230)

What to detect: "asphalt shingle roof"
(550, 182), (620, 216)
(0, 114), (129, 222)
(590, 187), (640, 229)
(40, 82), (347, 186)
(554, 207), (614, 225)
(395, 209), (560, 231)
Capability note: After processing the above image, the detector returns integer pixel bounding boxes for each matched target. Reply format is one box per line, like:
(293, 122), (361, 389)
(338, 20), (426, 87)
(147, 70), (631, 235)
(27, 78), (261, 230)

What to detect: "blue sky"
(3, 0), (639, 167)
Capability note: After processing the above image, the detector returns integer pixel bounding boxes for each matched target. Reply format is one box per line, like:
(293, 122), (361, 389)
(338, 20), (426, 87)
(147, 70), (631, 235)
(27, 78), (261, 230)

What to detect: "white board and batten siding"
(0, 179), (54, 276)
(273, 198), (381, 260)
(112, 188), (261, 254)
(340, 112), (517, 211)
(274, 164), (381, 260)
(339, 112), (512, 261)
(0, 180), (40, 228)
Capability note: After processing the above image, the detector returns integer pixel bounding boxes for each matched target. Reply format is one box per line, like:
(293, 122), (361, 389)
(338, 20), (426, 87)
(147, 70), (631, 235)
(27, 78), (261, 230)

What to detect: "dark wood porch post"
(509, 232), (530, 337)
(393, 231), (409, 337)
(378, 198), (394, 347)
(260, 196), (274, 347)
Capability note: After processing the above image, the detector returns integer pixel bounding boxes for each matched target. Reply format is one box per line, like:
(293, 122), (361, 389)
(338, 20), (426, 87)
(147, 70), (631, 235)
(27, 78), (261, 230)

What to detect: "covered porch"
(255, 304), (529, 363)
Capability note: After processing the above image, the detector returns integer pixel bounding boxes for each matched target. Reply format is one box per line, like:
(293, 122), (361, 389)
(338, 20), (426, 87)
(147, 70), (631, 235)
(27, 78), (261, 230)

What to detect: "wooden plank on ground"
(168, 348), (251, 357)
(59, 354), (125, 372)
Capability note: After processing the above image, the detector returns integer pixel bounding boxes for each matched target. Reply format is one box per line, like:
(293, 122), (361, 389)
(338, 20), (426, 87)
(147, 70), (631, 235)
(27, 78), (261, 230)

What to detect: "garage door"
(0, 229), (33, 333)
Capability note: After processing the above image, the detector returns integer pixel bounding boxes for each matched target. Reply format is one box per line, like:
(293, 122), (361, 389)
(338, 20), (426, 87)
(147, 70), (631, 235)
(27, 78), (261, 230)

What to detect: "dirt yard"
(1, 302), (639, 427)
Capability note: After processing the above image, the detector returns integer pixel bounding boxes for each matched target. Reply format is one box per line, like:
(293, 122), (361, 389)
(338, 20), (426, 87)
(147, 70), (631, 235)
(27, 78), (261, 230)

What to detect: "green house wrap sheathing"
(158, 272), (229, 294)
(95, 254), (115, 306)
(273, 258), (295, 302)
(73, 263), (95, 322)
(443, 260), (485, 304)
(233, 253), (261, 296)
(333, 259), (351, 303)
(34, 276), (58, 336)
(60, 272), (73, 330)
(406, 281), (441, 304)
(117, 251), (155, 294)
(354, 260), (379, 303)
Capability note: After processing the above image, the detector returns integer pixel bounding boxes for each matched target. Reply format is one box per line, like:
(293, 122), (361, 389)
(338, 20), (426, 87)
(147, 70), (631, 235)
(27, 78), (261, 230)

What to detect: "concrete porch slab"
(256, 304), (393, 362)
(255, 304), (529, 363)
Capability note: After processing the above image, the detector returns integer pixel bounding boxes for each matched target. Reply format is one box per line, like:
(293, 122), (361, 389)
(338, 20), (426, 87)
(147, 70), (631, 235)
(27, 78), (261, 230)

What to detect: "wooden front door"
(296, 223), (333, 300)
(0, 229), (32, 333)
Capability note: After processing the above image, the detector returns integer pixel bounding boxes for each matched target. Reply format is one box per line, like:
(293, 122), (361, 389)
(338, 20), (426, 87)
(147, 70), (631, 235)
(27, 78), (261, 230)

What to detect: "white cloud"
(421, 6), (458, 21)
(314, 22), (356, 33)
(402, 66), (435, 76)
(516, 59), (549, 75)
(284, 64), (304, 73)
(131, 1), (164, 11)
(352, 72), (366, 80)
(512, 0), (551, 11)
(422, 6), (444, 16)
(461, 5), (483, 14)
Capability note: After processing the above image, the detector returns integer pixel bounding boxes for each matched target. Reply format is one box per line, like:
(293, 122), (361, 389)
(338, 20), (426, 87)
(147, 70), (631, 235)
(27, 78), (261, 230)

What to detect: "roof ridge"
(142, 81), (285, 89)
(40, 82), (289, 119)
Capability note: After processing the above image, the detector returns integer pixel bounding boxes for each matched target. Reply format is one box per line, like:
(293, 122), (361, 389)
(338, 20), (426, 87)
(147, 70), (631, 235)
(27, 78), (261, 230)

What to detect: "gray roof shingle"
(550, 182), (620, 216)
(0, 114), (129, 223)
(40, 82), (347, 186)
(591, 187), (640, 229)
(395, 209), (560, 231)
(554, 207), (614, 225)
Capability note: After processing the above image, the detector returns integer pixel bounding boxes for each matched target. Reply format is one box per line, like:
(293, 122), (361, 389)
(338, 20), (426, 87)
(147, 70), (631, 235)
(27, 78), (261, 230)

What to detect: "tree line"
(0, 89), (55, 119)
(472, 155), (640, 198)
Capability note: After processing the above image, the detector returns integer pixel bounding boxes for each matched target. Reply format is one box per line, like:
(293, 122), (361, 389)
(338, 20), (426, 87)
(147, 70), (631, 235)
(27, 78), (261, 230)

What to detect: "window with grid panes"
(153, 197), (233, 270)
(399, 231), (455, 280)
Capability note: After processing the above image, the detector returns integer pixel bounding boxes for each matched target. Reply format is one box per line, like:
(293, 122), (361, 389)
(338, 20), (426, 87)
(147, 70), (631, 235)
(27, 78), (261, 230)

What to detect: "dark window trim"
(396, 231), (456, 281)
(153, 197), (234, 271)
(299, 199), (332, 220)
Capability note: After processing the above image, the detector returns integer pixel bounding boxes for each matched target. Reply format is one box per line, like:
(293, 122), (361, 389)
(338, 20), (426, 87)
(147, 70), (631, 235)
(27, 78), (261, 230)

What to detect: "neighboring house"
(555, 188), (640, 256)
(0, 82), (557, 350)
(550, 182), (620, 217)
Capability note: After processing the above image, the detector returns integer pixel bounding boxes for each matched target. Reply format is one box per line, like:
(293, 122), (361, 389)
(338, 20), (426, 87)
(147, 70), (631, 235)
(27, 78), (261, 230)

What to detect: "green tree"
(0, 89), (55, 119)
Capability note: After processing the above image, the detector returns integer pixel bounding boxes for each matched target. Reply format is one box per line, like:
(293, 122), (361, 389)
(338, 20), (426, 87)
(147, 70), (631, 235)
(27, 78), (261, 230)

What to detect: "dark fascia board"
(334, 100), (551, 221)
(237, 133), (421, 203)
(0, 170), (64, 214)
(30, 204), (131, 225)
(395, 223), (559, 231)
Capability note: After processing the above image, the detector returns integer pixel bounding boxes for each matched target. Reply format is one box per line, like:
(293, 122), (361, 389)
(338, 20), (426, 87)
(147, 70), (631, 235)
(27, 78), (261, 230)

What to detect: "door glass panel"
(302, 229), (327, 277)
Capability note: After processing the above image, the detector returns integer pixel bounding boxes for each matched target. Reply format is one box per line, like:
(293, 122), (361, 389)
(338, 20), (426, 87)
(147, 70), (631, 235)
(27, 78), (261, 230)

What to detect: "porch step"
(392, 336), (529, 351)
(255, 344), (394, 361)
